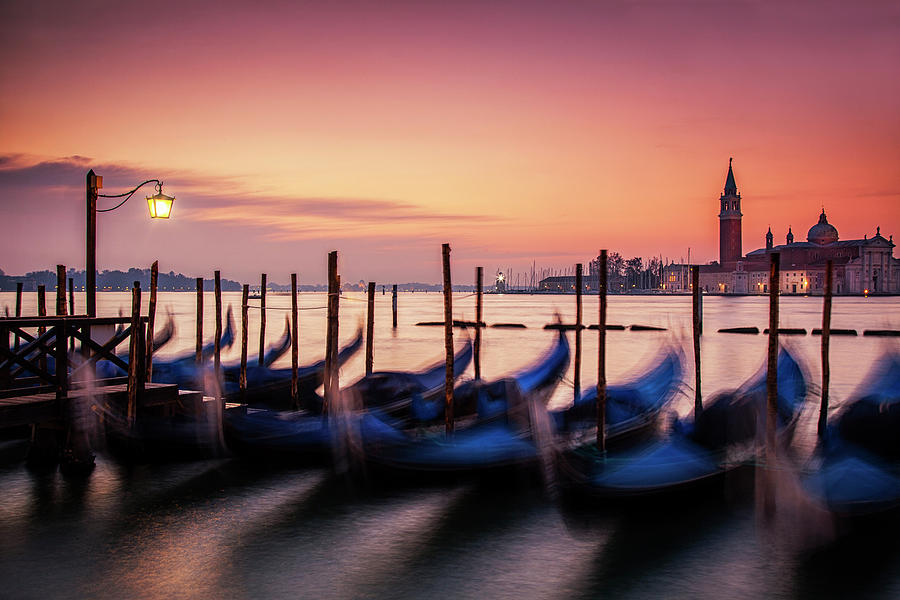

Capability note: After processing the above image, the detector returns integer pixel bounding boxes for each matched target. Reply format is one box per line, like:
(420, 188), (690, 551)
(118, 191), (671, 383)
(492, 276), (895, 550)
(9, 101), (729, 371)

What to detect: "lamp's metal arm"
(97, 179), (163, 212)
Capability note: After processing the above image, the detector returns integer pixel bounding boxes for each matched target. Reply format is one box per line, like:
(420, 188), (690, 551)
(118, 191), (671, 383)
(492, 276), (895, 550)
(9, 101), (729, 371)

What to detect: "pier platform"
(0, 382), (202, 428)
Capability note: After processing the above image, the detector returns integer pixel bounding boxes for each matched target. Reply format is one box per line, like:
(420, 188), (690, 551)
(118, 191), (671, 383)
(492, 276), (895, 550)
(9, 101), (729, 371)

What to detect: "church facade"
(666, 160), (898, 295)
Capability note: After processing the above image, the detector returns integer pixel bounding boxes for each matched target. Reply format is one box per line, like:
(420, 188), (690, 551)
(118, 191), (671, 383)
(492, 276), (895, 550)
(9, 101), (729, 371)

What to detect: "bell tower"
(718, 157), (742, 267)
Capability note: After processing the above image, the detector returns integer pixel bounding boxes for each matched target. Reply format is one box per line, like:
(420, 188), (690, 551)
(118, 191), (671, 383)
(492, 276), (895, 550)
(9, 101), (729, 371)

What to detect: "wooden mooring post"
(392, 284), (398, 328)
(68, 278), (74, 316)
(597, 249), (608, 452)
(366, 281), (375, 375)
(475, 266), (483, 381)
(323, 252), (339, 415)
(14, 282), (22, 351)
(86, 170), (98, 318)
(442, 243), (454, 435)
(258, 273), (267, 366)
(56, 265), (67, 316)
(291, 273), (299, 409)
(214, 270), (222, 391)
(764, 252), (780, 517)
(574, 263), (583, 403)
(127, 281), (143, 427)
(146, 260), (158, 380)
(818, 259), (833, 438)
(37, 285), (46, 372)
(195, 277), (203, 366)
(37, 285), (46, 322)
(692, 265), (702, 415)
(240, 284), (249, 400)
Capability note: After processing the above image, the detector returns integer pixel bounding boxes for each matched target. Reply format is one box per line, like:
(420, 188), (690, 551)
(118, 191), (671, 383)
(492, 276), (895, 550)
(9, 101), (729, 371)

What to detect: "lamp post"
(85, 169), (174, 316)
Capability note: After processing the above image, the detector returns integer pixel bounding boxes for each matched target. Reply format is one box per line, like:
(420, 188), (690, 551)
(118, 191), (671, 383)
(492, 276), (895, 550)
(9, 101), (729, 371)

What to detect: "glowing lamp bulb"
(146, 183), (175, 219)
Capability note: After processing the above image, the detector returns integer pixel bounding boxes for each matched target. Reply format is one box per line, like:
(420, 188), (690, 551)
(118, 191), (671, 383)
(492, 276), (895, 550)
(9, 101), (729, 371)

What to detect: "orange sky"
(1, 1), (898, 283)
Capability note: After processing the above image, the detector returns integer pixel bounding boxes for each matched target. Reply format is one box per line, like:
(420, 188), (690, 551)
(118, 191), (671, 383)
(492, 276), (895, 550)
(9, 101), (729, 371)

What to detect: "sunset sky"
(1, 0), (898, 284)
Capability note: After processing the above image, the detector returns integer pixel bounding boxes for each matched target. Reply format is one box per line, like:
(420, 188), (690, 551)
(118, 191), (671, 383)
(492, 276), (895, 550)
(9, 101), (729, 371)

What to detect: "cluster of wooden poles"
(563, 251), (837, 515)
(14, 250), (840, 469)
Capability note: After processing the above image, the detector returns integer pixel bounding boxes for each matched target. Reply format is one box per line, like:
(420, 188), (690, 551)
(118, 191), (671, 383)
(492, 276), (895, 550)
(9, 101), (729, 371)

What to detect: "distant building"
(495, 270), (507, 293)
(661, 263), (692, 293)
(691, 160), (898, 294)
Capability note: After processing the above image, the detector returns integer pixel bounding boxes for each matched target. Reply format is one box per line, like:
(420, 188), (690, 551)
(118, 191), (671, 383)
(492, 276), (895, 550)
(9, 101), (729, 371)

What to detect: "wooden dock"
(0, 382), (199, 428)
(1, 306), (208, 469)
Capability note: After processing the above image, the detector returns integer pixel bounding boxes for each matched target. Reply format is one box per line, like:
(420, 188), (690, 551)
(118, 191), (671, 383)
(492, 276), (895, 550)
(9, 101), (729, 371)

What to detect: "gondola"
(563, 346), (807, 497)
(550, 346), (684, 448)
(341, 339), (473, 417)
(403, 331), (568, 424)
(356, 331), (570, 473)
(94, 398), (226, 461)
(223, 337), (473, 458)
(803, 352), (900, 517)
(224, 326), (363, 408)
(95, 306), (236, 386)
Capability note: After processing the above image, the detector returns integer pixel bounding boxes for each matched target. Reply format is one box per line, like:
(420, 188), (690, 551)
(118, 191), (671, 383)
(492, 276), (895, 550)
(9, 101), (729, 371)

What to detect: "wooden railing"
(0, 316), (148, 408)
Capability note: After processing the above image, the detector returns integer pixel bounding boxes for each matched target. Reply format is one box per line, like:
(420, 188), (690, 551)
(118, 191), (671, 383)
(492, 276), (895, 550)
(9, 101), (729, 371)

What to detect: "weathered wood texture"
(196, 277), (203, 365)
(146, 260), (158, 380)
(475, 266), (483, 381)
(442, 243), (454, 435)
(241, 284), (249, 398)
(692, 265), (702, 415)
(366, 281), (375, 375)
(291, 273), (299, 408)
(392, 284), (398, 328)
(574, 263), (583, 402)
(56, 265), (67, 316)
(214, 271), (222, 380)
(597, 249), (607, 452)
(259, 273), (267, 366)
(818, 260), (833, 438)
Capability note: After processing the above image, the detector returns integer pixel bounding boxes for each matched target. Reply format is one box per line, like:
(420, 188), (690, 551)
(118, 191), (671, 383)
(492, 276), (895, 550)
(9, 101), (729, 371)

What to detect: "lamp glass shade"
(147, 192), (175, 219)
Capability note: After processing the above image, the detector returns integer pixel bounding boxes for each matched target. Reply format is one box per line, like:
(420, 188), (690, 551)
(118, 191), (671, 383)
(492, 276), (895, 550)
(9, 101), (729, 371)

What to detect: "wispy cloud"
(185, 191), (507, 241)
(0, 153), (508, 241)
(0, 154), (140, 188)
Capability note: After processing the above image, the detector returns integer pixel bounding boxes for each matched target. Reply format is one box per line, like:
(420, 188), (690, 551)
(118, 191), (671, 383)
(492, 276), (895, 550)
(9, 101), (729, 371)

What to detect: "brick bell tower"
(718, 157), (742, 267)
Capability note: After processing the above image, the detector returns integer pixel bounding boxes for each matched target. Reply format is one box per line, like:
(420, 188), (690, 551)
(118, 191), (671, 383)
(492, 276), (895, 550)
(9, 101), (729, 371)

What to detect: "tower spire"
(718, 158), (742, 267)
(724, 157), (737, 195)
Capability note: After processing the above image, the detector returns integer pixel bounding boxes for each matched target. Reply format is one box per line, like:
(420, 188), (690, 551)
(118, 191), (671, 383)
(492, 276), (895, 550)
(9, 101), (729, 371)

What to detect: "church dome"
(807, 209), (839, 245)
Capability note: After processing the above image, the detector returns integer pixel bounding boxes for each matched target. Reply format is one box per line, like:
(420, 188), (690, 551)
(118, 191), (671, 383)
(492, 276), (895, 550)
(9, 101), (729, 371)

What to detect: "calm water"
(1, 292), (898, 599)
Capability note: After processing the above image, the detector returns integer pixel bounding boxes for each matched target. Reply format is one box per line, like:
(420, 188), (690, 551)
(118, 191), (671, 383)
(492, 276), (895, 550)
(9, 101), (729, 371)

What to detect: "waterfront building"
(693, 160), (898, 294)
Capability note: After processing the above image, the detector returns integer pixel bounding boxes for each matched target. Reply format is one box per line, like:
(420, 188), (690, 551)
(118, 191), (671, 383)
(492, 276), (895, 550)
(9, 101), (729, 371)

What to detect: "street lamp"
(146, 183), (175, 219)
(85, 169), (175, 317)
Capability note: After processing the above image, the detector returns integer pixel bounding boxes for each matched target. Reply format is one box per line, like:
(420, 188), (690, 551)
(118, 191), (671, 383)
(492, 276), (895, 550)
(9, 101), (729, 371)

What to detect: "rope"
(242, 304), (327, 311)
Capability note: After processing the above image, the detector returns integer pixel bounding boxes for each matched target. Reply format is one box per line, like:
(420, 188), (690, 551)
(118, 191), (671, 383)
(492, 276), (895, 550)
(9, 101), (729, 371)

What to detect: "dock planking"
(0, 383), (188, 429)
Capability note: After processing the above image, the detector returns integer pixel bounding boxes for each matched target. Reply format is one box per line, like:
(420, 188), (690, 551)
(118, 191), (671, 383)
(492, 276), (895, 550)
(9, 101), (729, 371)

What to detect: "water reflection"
(0, 293), (897, 598)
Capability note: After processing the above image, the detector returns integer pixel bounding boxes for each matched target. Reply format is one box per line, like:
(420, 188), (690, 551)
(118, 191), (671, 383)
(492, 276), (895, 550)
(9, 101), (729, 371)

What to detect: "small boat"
(565, 347), (807, 497)
(223, 337), (472, 458)
(406, 330), (569, 423)
(225, 327), (363, 409)
(97, 327), (362, 462)
(357, 331), (570, 473)
(95, 398), (225, 461)
(95, 306), (236, 385)
(803, 353), (900, 517)
(342, 339), (473, 417)
(551, 346), (684, 448)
